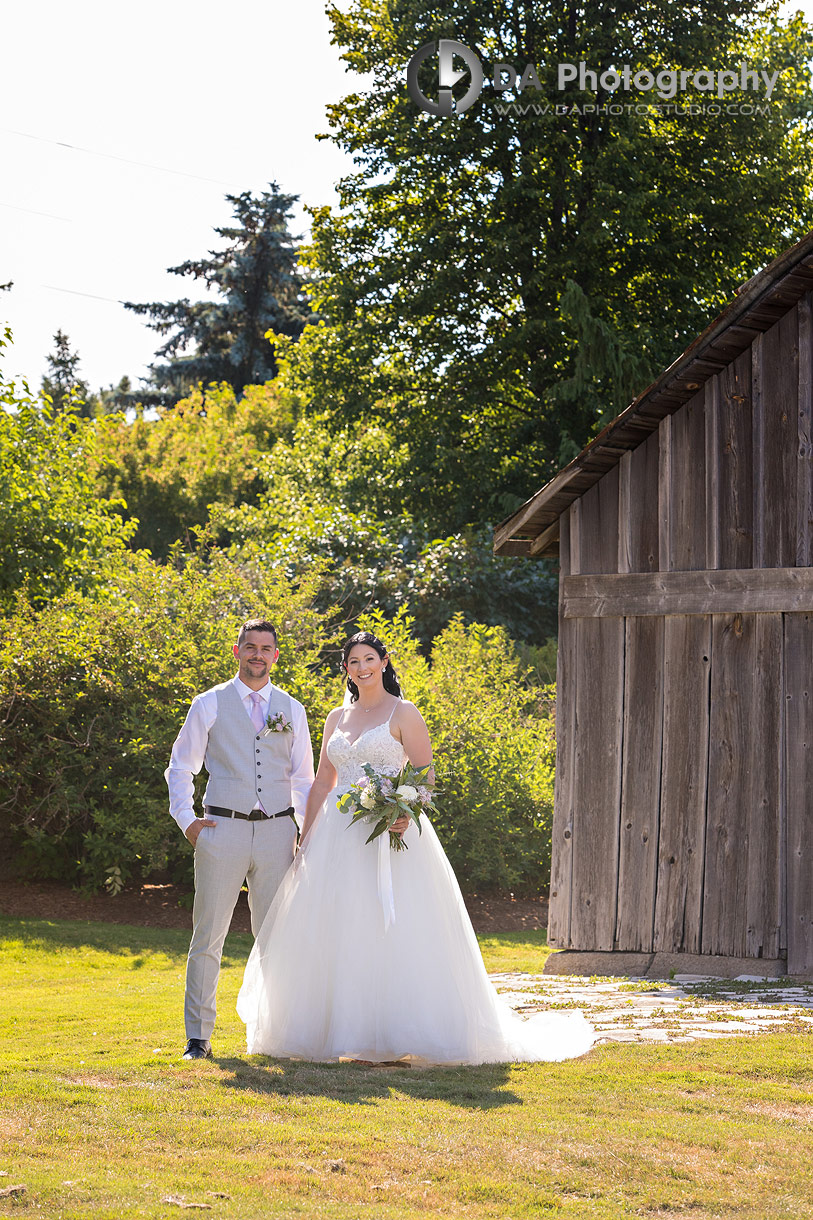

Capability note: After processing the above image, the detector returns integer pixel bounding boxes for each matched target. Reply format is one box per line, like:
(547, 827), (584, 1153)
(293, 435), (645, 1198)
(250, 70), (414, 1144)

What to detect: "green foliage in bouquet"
(337, 761), (436, 851)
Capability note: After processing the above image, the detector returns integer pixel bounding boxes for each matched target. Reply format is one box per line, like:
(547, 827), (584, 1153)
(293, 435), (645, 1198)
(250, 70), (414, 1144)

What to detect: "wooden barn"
(495, 232), (813, 977)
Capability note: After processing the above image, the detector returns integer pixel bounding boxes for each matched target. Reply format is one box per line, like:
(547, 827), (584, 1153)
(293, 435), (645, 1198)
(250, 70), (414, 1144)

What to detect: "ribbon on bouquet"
(377, 833), (396, 930)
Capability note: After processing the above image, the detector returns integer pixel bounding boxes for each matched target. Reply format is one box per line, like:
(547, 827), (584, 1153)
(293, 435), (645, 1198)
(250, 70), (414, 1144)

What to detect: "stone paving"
(492, 972), (813, 1043)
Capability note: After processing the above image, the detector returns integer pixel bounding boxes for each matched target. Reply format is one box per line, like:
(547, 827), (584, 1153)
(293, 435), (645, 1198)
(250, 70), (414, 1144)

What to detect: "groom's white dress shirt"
(164, 675), (313, 835)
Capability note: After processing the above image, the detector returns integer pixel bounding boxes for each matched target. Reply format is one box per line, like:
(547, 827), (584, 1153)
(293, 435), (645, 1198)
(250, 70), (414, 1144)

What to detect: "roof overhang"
(494, 229), (813, 559)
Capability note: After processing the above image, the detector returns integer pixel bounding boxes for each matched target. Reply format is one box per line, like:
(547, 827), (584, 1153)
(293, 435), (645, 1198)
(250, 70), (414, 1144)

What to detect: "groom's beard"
(242, 660), (267, 681)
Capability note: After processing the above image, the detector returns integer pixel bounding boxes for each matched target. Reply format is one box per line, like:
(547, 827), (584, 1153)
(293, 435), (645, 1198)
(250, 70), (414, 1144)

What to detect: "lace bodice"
(327, 719), (406, 791)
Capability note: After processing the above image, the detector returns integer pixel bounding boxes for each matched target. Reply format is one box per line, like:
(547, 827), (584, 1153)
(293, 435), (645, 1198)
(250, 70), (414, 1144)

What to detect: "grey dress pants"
(184, 814), (297, 1040)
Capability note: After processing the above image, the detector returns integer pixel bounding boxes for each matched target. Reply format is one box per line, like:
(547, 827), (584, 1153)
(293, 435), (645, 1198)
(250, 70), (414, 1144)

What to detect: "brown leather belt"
(205, 805), (296, 823)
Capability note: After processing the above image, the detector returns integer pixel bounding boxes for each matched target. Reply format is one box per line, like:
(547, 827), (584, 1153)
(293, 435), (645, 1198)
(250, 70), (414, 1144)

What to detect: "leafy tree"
(0, 331), (134, 610)
(93, 381), (294, 557)
(125, 185), (313, 402)
(280, 0), (813, 525)
(211, 411), (559, 645)
(40, 329), (98, 417)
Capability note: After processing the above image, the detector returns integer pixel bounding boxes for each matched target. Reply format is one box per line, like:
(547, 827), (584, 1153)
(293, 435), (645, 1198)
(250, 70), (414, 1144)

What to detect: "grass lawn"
(2, 915), (813, 1219)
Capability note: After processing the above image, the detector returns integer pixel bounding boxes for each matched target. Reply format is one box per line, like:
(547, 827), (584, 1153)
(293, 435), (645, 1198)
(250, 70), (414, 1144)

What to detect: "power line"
(0, 201), (71, 222)
(1, 128), (239, 189)
(41, 284), (123, 304)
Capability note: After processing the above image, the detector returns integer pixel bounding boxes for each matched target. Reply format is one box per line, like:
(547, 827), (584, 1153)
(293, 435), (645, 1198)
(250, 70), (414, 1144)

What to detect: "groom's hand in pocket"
(185, 817), (217, 846)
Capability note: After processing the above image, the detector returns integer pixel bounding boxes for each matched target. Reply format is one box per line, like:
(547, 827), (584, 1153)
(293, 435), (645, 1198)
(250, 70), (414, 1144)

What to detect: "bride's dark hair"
(342, 631), (402, 702)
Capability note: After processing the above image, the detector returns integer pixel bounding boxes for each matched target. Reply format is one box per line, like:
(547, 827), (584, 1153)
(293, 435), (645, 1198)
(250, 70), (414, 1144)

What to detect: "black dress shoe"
(182, 1038), (212, 1060)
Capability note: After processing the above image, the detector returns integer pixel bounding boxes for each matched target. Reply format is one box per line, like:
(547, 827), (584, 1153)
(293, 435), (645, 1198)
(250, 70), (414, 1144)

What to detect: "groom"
(165, 618), (313, 1060)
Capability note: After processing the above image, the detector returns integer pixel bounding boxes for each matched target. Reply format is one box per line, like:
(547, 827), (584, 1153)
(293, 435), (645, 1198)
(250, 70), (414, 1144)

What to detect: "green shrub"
(1, 554), (554, 896)
(0, 549), (336, 890)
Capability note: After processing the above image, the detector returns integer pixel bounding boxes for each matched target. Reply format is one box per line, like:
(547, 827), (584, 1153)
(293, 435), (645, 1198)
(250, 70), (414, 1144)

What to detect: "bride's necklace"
(358, 694), (388, 713)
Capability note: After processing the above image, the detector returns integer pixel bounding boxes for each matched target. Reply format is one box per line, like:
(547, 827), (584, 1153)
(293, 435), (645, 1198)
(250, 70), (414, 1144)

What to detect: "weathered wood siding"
(549, 294), (813, 971)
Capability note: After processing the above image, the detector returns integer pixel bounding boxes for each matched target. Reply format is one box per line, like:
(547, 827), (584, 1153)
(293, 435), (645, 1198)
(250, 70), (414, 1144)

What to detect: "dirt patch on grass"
(0, 881), (547, 935)
(744, 1101), (813, 1124)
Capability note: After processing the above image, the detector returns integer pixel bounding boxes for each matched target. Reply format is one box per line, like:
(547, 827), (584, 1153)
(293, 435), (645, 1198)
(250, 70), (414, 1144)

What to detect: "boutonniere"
(262, 711), (293, 737)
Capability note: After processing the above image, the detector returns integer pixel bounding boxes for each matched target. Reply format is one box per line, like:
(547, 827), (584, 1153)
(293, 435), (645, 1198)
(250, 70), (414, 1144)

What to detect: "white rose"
(395, 784), (418, 802)
(360, 790), (377, 809)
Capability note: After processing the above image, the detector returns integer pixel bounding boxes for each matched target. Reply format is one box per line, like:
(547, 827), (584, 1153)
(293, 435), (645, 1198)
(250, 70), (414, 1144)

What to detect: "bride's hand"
(390, 814), (409, 837)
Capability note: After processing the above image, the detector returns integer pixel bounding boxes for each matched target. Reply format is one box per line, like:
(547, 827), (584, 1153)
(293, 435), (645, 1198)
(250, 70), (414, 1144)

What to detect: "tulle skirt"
(237, 797), (594, 1065)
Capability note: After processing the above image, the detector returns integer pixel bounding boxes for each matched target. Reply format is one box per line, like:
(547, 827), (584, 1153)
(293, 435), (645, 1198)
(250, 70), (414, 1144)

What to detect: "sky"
(0, 0), (363, 392)
(1, 1), (811, 395)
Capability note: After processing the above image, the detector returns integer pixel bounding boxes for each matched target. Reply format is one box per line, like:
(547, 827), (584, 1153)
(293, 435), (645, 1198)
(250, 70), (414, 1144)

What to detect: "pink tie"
(249, 691), (265, 733)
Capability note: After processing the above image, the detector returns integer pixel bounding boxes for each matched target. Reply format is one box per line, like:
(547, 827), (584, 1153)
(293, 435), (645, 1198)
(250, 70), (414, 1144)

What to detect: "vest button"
(256, 735), (260, 740)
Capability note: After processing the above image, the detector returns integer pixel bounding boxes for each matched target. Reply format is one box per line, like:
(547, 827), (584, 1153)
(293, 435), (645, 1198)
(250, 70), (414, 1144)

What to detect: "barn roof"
(493, 229), (813, 558)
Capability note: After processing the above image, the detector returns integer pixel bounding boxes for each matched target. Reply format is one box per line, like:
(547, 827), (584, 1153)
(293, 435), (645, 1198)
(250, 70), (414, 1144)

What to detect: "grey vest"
(203, 681), (295, 814)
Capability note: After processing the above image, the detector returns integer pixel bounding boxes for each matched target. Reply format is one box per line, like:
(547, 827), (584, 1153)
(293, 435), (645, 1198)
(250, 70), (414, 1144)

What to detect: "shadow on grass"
(215, 1055), (522, 1108)
(0, 915), (252, 965)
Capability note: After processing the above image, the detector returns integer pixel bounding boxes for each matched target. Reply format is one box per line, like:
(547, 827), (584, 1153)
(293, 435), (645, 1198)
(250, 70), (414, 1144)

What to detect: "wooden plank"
(529, 519), (559, 556)
(669, 388), (707, 571)
(705, 377), (720, 570)
(760, 307), (798, 567)
(570, 497), (582, 575)
(797, 292), (813, 566)
(746, 614), (783, 960)
(578, 466), (619, 574)
(562, 566), (813, 618)
(547, 512), (575, 950)
(752, 333), (766, 568)
(701, 613), (754, 956)
(653, 616), (712, 953)
(615, 615), (664, 951)
(658, 413), (672, 572)
(617, 450), (632, 574)
(784, 612), (813, 973)
(626, 429), (660, 573)
(716, 349), (753, 568)
(568, 615), (625, 951)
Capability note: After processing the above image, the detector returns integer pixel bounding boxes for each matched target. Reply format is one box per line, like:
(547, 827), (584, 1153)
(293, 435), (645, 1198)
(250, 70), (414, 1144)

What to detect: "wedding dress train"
(237, 719), (594, 1064)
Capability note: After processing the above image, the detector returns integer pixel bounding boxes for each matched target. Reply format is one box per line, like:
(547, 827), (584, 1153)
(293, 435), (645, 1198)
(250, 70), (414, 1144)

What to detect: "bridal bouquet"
(336, 762), (438, 852)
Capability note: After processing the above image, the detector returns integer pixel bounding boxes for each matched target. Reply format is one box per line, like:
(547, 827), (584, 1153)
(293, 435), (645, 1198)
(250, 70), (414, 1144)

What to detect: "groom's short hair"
(237, 619), (278, 647)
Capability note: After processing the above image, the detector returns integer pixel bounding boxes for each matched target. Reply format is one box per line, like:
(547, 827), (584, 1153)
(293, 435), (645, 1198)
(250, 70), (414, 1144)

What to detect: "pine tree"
(125, 185), (312, 401)
(97, 375), (133, 415)
(41, 330), (96, 417)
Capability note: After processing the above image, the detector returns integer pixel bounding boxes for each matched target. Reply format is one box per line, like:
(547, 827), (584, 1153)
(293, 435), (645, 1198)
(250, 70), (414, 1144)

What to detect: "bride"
(237, 631), (594, 1065)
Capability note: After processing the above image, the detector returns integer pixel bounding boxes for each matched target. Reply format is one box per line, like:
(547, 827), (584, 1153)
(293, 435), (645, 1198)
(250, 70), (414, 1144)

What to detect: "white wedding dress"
(237, 719), (594, 1064)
